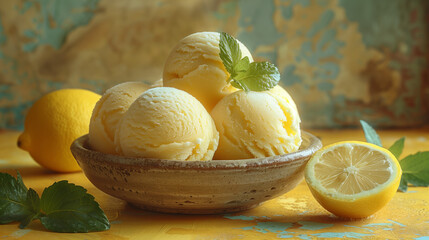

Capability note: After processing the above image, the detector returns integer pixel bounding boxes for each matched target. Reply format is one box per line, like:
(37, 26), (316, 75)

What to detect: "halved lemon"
(305, 141), (402, 218)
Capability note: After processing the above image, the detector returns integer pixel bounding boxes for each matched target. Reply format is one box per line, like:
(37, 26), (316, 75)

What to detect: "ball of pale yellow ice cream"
(115, 87), (219, 161)
(269, 85), (298, 113)
(211, 89), (301, 160)
(163, 32), (253, 111)
(89, 82), (149, 154)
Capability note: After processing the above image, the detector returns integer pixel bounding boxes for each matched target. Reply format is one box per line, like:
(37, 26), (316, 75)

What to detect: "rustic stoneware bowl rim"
(71, 131), (322, 170)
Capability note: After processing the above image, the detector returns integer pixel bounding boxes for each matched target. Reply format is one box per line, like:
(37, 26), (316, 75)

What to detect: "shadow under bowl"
(71, 131), (322, 214)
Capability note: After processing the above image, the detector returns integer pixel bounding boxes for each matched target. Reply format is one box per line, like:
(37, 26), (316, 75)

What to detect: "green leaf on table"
(219, 32), (280, 92)
(388, 137), (405, 159)
(40, 180), (110, 233)
(0, 172), (30, 224)
(398, 152), (429, 192)
(19, 188), (41, 229)
(398, 176), (408, 192)
(1, 172), (110, 232)
(360, 120), (382, 147)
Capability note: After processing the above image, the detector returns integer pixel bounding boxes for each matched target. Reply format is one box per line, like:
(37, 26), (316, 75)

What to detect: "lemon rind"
(305, 141), (401, 201)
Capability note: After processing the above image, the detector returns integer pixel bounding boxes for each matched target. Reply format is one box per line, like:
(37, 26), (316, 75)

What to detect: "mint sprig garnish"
(0, 172), (110, 233)
(219, 32), (280, 92)
(360, 120), (429, 192)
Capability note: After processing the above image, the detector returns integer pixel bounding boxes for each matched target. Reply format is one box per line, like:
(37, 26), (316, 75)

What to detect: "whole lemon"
(17, 89), (101, 172)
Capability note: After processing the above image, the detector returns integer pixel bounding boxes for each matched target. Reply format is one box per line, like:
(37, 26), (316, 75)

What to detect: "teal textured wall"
(0, 0), (428, 129)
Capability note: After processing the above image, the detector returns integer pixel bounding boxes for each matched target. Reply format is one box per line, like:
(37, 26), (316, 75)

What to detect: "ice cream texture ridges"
(211, 85), (301, 160)
(115, 87), (219, 161)
(89, 82), (149, 154)
(163, 32), (253, 111)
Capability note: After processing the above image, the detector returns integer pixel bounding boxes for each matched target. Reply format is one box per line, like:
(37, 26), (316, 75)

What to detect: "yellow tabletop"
(1, 127), (428, 240)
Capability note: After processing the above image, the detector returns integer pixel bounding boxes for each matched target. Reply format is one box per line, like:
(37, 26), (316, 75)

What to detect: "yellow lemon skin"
(307, 175), (401, 218)
(17, 89), (101, 173)
(305, 141), (402, 219)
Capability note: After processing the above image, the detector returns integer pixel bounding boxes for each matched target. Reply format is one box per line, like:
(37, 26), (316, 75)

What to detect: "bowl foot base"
(129, 202), (262, 215)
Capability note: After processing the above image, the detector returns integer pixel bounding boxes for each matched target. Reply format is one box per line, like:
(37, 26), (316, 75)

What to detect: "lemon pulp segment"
(315, 144), (392, 195)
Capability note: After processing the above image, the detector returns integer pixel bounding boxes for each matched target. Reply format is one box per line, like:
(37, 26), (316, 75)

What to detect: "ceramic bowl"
(71, 131), (322, 214)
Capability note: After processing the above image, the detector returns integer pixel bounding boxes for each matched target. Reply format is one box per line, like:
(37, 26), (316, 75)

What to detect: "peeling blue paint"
(0, 17), (6, 44)
(79, 78), (107, 94)
(213, 1), (238, 21)
(242, 221), (294, 238)
(387, 219), (406, 227)
(0, 85), (13, 101)
(0, 0), (427, 129)
(224, 215), (414, 239)
(362, 223), (393, 228)
(237, 0), (284, 52)
(18, 1), (34, 14)
(0, 101), (34, 130)
(338, 0), (414, 50)
(20, 0), (99, 52)
(280, 0), (310, 20)
(317, 82), (334, 91)
(297, 234), (312, 240)
(311, 232), (373, 238)
(299, 30), (343, 74)
(23, 29), (37, 38)
(282, 65), (302, 87)
(257, 50), (278, 65)
(415, 237), (429, 240)
(307, 10), (334, 38)
(345, 224), (374, 231)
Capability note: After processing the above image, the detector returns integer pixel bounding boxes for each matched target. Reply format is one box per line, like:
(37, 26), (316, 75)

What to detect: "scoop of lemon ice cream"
(89, 82), (149, 154)
(163, 32), (253, 111)
(115, 87), (219, 161)
(269, 85), (298, 113)
(211, 89), (301, 160)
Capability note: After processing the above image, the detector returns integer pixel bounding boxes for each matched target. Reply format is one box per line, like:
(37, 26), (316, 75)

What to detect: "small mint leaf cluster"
(360, 120), (429, 192)
(219, 32), (280, 92)
(0, 172), (110, 233)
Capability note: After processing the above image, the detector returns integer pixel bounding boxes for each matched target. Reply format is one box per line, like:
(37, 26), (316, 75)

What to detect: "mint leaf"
(40, 180), (110, 233)
(19, 188), (40, 229)
(398, 152), (429, 192)
(234, 61), (280, 92)
(231, 79), (250, 92)
(219, 32), (280, 92)
(359, 121), (429, 193)
(234, 56), (250, 74)
(388, 137), (405, 159)
(0, 172), (109, 233)
(219, 32), (242, 76)
(16, 172), (27, 193)
(0, 172), (30, 224)
(360, 120), (382, 147)
(398, 176), (408, 192)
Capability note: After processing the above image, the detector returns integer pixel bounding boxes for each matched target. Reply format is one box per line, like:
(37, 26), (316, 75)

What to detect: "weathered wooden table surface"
(1, 127), (428, 239)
